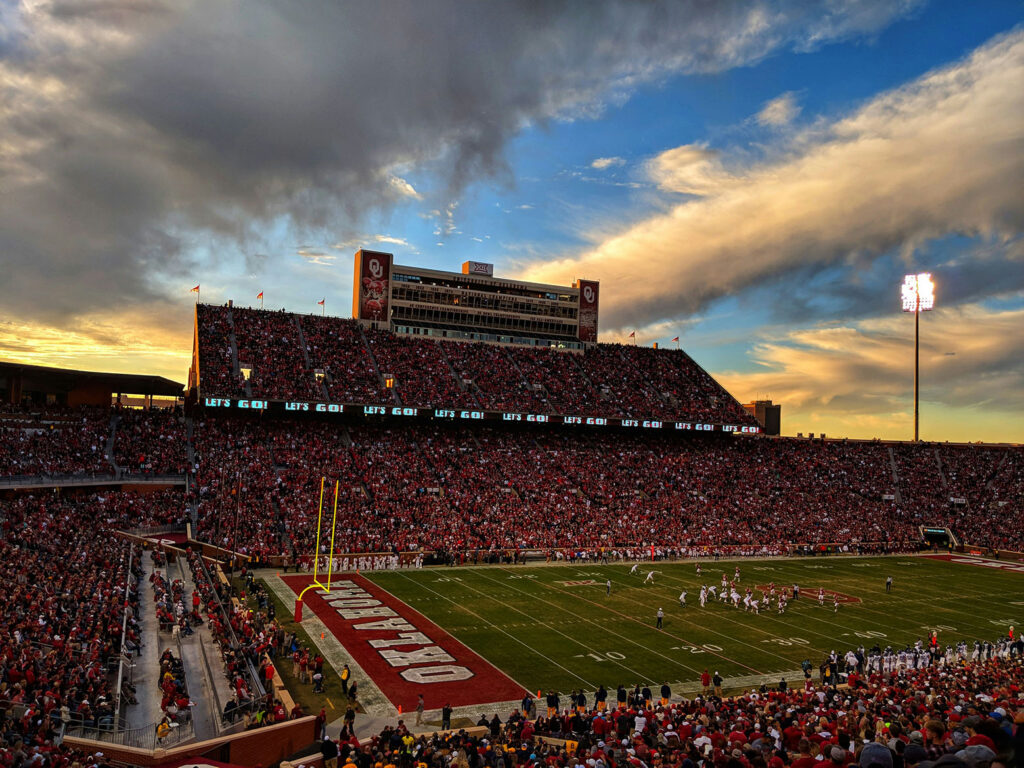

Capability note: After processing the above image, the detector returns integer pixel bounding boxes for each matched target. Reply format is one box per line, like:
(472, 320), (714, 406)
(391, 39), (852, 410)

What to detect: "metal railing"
(64, 717), (194, 750)
(189, 551), (266, 700)
(113, 543), (136, 723)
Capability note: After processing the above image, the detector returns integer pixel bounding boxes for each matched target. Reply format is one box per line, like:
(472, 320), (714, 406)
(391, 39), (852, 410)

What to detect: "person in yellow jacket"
(340, 664), (351, 695)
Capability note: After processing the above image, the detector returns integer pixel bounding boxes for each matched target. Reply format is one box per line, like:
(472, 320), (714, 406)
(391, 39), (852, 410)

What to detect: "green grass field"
(363, 555), (1022, 694)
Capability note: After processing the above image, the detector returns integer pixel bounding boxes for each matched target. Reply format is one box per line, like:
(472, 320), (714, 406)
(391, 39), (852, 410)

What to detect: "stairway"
(357, 325), (400, 405)
(106, 411), (122, 478)
(174, 558), (233, 740)
(185, 417), (199, 528)
(294, 316), (330, 400)
(886, 445), (903, 504)
(225, 308), (252, 398)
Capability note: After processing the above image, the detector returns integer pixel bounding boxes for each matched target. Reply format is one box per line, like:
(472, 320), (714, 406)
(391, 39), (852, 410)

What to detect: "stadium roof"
(0, 360), (184, 396)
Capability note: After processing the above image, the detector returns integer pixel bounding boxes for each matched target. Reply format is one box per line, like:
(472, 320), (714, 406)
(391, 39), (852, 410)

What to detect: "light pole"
(901, 273), (935, 441)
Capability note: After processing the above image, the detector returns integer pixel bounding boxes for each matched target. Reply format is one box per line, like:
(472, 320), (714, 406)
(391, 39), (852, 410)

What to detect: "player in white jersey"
(630, 562), (640, 575)
(818, 588), (825, 606)
(679, 590), (687, 607)
(645, 570), (657, 584)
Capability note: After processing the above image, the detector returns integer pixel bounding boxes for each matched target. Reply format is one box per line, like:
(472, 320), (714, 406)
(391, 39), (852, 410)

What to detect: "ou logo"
(583, 286), (595, 304)
(369, 258), (384, 279)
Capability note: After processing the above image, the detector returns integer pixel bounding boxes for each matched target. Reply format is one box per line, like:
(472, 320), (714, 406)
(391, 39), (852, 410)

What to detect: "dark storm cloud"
(0, 0), (921, 325)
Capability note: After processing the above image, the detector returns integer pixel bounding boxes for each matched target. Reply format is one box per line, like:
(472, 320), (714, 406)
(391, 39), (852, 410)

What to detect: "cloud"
(387, 175), (422, 199)
(713, 303), (1024, 441)
(0, 312), (190, 384)
(373, 235), (412, 247)
(647, 144), (735, 196)
(591, 156), (626, 170)
(296, 248), (336, 266)
(0, 0), (920, 330)
(755, 91), (801, 126)
(520, 30), (1024, 333)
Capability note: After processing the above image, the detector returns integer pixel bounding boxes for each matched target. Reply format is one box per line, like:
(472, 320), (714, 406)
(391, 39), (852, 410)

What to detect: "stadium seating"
(0, 405), (112, 478)
(0, 493), (142, 731)
(186, 418), (1024, 557)
(113, 407), (188, 475)
(195, 306), (759, 425)
(196, 303), (245, 396)
(351, 643), (1021, 768)
(232, 308), (321, 400)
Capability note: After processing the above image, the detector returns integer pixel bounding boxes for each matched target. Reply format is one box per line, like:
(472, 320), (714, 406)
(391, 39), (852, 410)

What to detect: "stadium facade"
(353, 249), (599, 349)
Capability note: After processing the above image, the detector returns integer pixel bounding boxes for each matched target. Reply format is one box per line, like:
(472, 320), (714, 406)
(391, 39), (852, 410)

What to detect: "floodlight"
(901, 273), (936, 442)
(901, 273), (934, 313)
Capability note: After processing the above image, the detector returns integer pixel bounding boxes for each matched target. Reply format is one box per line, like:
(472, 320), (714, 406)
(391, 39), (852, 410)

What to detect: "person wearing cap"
(955, 744), (996, 768)
(713, 671), (723, 697)
(903, 744), (928, 767)
(656, 608), (664, 629)
(858, 742), (894, 768)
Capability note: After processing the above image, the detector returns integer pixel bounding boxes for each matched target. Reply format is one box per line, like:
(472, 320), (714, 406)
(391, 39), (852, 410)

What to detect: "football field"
(361, 554), (1022, 695)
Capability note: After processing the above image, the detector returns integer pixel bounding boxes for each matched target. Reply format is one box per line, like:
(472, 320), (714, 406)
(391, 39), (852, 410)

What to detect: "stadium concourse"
(0, 310), (1022, 768)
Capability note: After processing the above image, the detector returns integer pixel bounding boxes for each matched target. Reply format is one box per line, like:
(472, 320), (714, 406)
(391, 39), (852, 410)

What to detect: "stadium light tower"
(901, 273), (935, 442)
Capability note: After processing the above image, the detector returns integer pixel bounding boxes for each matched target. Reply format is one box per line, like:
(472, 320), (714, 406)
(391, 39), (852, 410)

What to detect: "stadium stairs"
(125, 553), (173, 732)
(172, 554), (233, 740)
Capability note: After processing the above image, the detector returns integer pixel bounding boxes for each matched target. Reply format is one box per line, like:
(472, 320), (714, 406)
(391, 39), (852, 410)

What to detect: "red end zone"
(282, 574), (528, 711)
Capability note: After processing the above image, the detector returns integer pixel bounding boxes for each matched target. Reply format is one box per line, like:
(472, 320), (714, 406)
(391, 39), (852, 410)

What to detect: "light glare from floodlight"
(901, 273), (935, 312)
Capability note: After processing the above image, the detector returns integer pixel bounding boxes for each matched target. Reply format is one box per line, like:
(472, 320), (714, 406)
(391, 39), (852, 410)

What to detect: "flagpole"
(321, 299), (325, 317)
(260, 294), (264, 310)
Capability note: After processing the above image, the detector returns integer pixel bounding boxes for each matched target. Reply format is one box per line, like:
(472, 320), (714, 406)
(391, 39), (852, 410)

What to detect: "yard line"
(496, 568), (768, 675)
(546, 566), (819, 669)
(730, 561), (1019, 637)
(639, 567), (855, 648)
(430, 571), (656, 682)
(472, 569), (704, 678)
(390, 569), (596, 688)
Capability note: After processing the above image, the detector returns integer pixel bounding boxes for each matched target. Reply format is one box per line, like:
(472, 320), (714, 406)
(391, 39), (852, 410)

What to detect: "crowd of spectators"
(233, 308), (322, 400)
(302, 316), (384, 404)
(0, 406), (112, 478)
(192, 417), (285, 558)
(195, 307), (757, 425)
(366, 329), (477, 409)
(345, 648), (1022, 768)
(0, 492), (141, 739)
(441, 340), (548, 413)
(113, 408), (188, 475)
(183, 548), (259, 707)
(186, 417), (1023, 560)
(196, 303), (245, 396)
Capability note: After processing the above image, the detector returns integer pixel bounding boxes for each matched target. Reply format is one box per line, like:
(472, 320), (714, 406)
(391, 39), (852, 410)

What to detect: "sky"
(1, 0), (1021, 443)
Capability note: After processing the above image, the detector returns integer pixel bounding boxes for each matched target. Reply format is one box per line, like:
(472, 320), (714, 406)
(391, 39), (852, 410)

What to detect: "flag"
(672, 336), (679, 342)
(628, 331), (635, 338)
(317, 298), (325, 306)
(190, 285), (200, 293)
(256, 291), (263, 299)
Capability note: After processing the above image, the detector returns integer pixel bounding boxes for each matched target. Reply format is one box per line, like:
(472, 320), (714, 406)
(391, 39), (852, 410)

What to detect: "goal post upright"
(295, 476), (332, 622)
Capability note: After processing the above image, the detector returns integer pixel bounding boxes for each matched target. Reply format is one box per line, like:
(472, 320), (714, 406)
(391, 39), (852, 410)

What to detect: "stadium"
(1, 249), (1021, 768)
